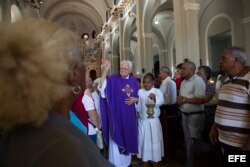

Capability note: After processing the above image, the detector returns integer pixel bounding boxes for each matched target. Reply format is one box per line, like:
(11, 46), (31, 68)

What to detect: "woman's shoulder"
(84, 89), (92, 97)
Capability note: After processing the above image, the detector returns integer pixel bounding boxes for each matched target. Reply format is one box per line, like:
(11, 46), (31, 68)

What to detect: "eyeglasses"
(120, 67), (129, 71)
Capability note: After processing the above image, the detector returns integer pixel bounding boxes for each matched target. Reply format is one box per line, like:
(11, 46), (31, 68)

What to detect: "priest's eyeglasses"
(120, 67), (129, 71)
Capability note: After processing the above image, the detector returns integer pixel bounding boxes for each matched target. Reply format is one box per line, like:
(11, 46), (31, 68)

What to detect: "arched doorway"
(112, 33), (120, 73)
(0, 3), (2, 22)
(154, 59), (159, 77)
(206, 15), (233, 72)
(89, 69), (97, 81)
(11, 4), (21, 23)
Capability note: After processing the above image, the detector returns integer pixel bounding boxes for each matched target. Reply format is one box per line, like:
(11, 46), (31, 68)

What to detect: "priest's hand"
(125, 97), (138, 105)
(100, 60), (110, 88)
(101, 60), (111, 72)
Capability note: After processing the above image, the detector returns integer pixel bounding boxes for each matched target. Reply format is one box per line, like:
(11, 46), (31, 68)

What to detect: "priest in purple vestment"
(99, 60), (139, 167)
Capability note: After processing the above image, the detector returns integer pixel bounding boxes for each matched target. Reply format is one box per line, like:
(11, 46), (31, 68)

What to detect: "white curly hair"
(0, 17), (82, 129)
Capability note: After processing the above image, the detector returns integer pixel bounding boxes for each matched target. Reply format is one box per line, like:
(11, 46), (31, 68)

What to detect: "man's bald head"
(185, 61), (196, 74)
(181, 61), (196, 79)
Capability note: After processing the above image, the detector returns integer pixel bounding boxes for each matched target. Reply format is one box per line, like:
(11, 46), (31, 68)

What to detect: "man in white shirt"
(159, 66), (178, 162)
(177, 61), (206, 167)
(159, 66), (177, 107)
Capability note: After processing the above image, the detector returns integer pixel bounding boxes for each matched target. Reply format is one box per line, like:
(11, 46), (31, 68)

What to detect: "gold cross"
(122, 84), (134, 97)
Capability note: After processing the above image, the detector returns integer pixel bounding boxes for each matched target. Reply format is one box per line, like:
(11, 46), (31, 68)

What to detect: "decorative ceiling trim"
(142, 33), (153, 38)
(160, 49), (168, 53)
(123, 47), (131, 51)
(101, 0), (132, 38)
(241, 17), (250, 24)
(42, 1), (102, 24)
(184, 2), (200, 11)
(104, 0), (112, 8)
(52, 12), (98, 31)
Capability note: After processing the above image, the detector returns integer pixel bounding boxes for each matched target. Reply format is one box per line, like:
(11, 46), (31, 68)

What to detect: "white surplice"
(136, 87), (164, 162)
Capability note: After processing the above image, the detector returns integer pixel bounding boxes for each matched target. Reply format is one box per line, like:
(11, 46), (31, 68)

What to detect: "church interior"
(0, 0), (250, 167)
(1, 0), (249, 80)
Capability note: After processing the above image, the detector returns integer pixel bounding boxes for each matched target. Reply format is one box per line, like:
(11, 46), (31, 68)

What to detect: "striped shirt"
(215, 66), (250, 148)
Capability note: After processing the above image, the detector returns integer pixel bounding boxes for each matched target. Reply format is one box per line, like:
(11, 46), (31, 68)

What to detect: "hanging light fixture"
(37, 0), (43, 4)
(154, 17), (159, 24)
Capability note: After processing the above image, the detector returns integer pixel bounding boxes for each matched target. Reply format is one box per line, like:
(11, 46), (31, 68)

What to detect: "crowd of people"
(0, 17), (249, 167)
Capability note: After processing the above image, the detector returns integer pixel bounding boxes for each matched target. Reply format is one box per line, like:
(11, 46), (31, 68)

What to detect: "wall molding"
(123, 47), (131, 51)
(142, 33), (153, 38)
(184, 2), (200, 11)
(160, 49), (168, 53)
(241, 17), (250, 24)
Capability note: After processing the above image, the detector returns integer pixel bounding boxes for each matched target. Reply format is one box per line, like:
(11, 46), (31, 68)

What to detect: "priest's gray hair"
(120, 60), (133, 71)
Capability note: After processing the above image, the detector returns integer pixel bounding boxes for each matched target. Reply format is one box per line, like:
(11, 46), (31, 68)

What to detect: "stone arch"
(10, 4), (21, 22)
(0, 3), (3, 22)
(152, 43), (160, 75)
(152, 27), (166, 67)
(142, 0), (173, 74)
(89, 69), (97, 81)
(41, 1), (103, 36)
(205, 13), (233, 67)
(42, 1), (102, 23)
(85, 66), (99, 87)
(152, 43), (160, 57)
(143, 0), (155, 33)
(170, 38), (176, 75)
(123, 14), (136, 60)
(112, 33), (120, 73)
(0, 3), (2, 22)
(103, 39), (111, 60)
(166, 22), (175, 69)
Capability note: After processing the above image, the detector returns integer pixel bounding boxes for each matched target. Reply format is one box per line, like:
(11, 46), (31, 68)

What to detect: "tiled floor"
(101, 114), (222, 167)
(131, 146), (186, 167)
(131, 142), (222, 167)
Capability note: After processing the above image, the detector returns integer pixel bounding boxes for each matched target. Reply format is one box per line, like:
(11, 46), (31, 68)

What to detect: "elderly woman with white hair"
(0, 17), (113, 167)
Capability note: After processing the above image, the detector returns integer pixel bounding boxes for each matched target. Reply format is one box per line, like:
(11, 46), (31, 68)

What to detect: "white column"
(159, 49), (167, 67)
(184, 1), (200, 66)
(241, 17), (250, 65)
(123, 47), (132, 60)
(0, 0), (11, 22)
(109, 32), (117, 74)
(173, 0), (186, 64)
(111, 54), (119, 73)
(143, 33), (153, 73)
(119, 14), (125, 60)
(135, 0), (144, 74)
(174, 0), (200, 66)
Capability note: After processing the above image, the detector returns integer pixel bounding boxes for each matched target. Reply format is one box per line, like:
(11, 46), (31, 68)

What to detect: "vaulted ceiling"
(39, 0), (174, 39)
(40, 0), (113, 37)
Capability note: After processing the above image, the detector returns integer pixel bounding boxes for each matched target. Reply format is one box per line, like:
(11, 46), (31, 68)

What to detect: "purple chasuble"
(100, 74), (139, 155)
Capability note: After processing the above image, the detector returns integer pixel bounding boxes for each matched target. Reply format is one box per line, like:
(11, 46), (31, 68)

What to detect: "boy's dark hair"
(143, 73), (155, 82)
